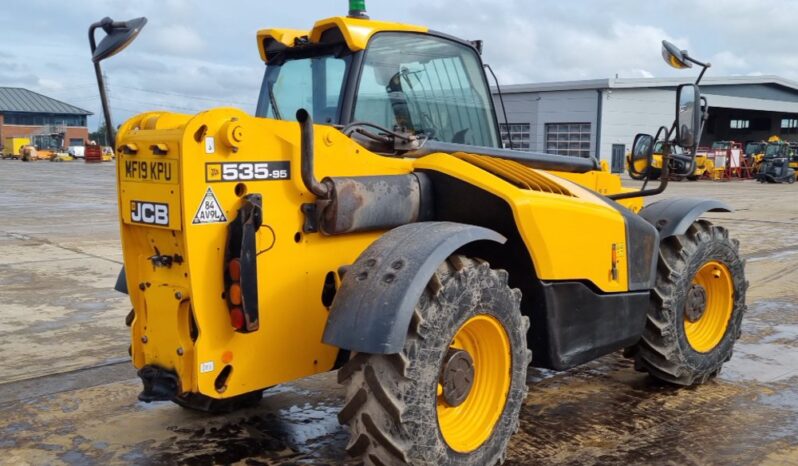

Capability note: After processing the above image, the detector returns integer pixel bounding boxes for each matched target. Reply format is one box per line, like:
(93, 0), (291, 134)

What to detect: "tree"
(89, 121), (110, 146)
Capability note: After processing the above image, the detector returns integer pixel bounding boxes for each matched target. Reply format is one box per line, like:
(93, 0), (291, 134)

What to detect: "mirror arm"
(88, 17), (114, 53)
(608, 166), (669, 200)
(609, 126), (673, 201)
(684, 56), (711, 85)
(88, 19), (116, 148)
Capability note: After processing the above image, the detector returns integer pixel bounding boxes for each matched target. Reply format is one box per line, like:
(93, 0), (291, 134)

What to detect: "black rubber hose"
(296, 109), (330, 198)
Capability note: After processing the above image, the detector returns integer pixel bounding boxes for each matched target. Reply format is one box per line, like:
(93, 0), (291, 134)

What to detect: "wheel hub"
(439, 348), (474, 407)
(684, 283), (707, 323)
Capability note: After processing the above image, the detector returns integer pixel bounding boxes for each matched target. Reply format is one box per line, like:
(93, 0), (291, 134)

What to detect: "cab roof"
(256, 16), (427, 62)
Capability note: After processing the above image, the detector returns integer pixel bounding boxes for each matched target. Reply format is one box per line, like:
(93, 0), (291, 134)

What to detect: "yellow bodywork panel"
(117, 108), (633, 399)
(117, 109), (412, 397)
(414, 154), (629, 292)
(257, 16), (427, 61)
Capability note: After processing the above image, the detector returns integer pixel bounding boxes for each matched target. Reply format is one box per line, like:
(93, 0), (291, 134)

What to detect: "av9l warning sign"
(193, 187), (227, 225)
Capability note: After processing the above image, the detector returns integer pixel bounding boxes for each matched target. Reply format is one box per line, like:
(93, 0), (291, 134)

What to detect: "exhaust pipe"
(296, 109), (330, 199)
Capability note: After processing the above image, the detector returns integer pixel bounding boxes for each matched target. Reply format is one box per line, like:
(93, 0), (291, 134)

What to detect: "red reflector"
(229, 283), (242, 305)
(230, 307), (245, 330)
(228, 259), (241, 281)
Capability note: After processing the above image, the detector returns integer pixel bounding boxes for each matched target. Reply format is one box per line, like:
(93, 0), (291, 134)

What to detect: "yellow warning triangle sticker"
(192, 187), (228, 225)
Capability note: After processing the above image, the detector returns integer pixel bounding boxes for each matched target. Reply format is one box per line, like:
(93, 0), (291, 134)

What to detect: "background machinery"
(1, 137), (30, 159)
(93, 4), (747, 465)
(745, 140), (767, 173)
(755, 137), (797, 183)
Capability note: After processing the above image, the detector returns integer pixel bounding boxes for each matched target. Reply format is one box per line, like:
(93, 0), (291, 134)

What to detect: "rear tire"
(337, 255), (530, 466)
(635, 220), (747, 385)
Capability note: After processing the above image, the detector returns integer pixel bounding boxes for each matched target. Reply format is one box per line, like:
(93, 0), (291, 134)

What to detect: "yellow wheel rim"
(684, 261), (734, 353)
(437, 315), (511, 453)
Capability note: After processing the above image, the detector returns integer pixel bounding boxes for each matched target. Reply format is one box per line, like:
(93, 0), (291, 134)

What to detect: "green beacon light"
(348, 0), (368, 19)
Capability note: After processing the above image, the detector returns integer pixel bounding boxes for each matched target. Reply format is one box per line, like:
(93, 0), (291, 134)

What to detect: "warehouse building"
(0, 87), (92, 151)
(492, 75), (798, 172)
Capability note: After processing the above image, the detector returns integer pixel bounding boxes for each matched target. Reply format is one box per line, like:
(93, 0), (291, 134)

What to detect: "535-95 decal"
(206, 161), (290, 182)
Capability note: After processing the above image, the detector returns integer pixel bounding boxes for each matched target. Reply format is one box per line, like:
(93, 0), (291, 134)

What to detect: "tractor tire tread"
(337, 255), (528, 466)
(634, 220), (747, 386)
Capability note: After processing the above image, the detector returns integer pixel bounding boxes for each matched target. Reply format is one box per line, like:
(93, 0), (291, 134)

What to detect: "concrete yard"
(1, 159), (797, 465)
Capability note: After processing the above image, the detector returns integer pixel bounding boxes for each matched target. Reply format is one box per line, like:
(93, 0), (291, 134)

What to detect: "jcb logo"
(130, 201), (169, 226)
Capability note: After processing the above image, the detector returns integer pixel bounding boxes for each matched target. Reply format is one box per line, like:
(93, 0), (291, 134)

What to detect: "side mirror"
(629, 133), (655, 178)
(676, 84), (700, 148)
(90, 17), (147, 63)
(89, 16), (146, 149)
(661, 40), (692, 70)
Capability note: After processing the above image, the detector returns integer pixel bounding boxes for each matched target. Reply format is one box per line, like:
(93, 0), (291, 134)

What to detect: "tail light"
(224, 194), (262, 332)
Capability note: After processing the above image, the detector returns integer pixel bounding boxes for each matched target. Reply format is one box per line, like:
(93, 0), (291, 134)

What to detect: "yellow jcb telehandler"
(91, 5), (747, 465)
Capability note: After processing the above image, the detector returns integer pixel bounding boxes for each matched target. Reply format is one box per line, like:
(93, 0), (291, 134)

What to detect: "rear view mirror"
(676, 84), (701, 148)
(90, 17), (147, 63)
(661, 41), (692, 70)
(628, 133), (655, 178)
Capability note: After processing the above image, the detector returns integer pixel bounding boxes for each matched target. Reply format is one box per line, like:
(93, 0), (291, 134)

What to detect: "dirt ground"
(0, 160), (797, 465)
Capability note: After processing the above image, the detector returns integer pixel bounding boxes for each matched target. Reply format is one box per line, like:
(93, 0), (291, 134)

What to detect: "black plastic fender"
(639, 197), (732, 239)
(322, 221), (506, 354)
(115, 266), (128, 294)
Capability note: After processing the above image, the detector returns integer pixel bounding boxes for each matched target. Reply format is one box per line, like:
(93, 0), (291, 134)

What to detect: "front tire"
(635, 220), (747, 385)
(337, 255), (530, 466)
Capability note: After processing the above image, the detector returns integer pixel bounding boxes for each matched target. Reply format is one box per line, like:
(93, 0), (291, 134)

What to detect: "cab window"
(353, 33), (499, 147)
(256, 50), (351, 124)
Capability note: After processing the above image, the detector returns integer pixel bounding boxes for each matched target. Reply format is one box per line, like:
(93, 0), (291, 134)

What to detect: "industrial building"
(492, 75), (798, 172)
(0, 87), (92, 151)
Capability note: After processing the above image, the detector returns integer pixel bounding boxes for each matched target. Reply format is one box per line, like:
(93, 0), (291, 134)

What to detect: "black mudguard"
(639, 197), (732, 239)
(322, 221), (506, 354)
(115, 266), (128, 294)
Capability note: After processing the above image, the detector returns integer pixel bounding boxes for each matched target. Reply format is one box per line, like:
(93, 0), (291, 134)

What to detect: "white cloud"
(36, 79), (64, 91)
(148, 24), (206, 56)
(711, 51), (748, 69)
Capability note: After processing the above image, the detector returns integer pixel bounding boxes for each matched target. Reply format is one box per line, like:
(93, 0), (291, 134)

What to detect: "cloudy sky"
(1, 0), (794, 129)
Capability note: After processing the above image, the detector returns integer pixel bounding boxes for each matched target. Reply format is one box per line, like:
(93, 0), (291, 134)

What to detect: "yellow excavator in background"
(745, 140), (768, 173)
(90, 4), (747, 465)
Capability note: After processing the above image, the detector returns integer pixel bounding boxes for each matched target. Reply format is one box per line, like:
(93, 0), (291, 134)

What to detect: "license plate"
(123, 159), (177, 184)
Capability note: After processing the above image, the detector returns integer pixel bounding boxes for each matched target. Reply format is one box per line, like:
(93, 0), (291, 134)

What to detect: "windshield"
(256, 48), (352, 124)
(712, 141), (731, 150)
(765, 143), (785, 157)
(745, 142), (764, 155)
(353, 33), (499, 147)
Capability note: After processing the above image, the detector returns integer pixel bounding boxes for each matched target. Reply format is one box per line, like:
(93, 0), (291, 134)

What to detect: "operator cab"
(255, 22), (501, 152)
(763, 141), (795, 160)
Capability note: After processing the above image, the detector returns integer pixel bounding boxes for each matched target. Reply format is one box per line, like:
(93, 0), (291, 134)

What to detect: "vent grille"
(455, 153), (574, 196)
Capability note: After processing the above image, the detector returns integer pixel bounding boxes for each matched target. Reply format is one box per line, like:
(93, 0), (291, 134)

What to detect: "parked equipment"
(93, 5), (747, 465)
(755, 140), (797, 183)
(690, 147), (714, 180)
(628, 141), (713, 181)
(745, 140), (767, 172)
(627, 141), (666, 180)
(2, 137), (30, 159)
